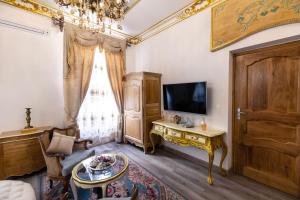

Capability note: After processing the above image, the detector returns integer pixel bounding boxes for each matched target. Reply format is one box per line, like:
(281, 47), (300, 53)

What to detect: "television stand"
(149, 120), (227, 185)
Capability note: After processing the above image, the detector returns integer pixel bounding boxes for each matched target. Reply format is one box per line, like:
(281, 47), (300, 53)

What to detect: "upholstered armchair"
(38, 127), (95, 192)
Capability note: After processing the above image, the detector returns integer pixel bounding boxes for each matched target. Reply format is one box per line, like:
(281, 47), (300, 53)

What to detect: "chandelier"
(53, 0), (130, 32)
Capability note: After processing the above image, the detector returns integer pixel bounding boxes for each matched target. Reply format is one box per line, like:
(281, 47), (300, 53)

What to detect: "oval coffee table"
(71, 152), (129, 198)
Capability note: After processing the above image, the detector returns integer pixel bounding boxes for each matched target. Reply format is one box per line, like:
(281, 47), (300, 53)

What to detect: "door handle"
(237, 108), (246, 120)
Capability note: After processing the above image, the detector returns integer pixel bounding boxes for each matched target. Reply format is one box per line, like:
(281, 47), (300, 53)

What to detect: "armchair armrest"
(45, 152), (66, 160)
(74, 138), (93, 150)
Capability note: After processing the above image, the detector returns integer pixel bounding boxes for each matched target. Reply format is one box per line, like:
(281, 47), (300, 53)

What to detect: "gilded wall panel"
(211, 0), (300, 51)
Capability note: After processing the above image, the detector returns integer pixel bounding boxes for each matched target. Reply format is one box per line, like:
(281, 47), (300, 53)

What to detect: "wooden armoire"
(124, 72), (161, 153)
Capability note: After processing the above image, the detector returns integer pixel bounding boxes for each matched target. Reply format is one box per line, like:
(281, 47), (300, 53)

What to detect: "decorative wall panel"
(211, 0), (300, 51)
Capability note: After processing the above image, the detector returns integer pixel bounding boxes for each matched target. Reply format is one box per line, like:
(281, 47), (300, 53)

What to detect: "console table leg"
(150, 130), (156, 154)
(207, 151), (214, 185)
(219, 141), (227, 176)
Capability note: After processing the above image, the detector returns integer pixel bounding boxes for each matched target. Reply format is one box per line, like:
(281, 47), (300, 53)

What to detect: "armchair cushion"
(47, 132), (76, 155)
(60, 149), (95, 176)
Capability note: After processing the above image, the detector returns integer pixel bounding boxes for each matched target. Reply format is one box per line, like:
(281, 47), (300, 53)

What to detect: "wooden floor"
(16, 142), (298, 200)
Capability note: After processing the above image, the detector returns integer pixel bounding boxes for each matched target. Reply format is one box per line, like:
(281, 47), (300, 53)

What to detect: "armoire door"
(124, 79), (143, 143)
(143, 74), (161, 147)
(233, 41), (300, 196)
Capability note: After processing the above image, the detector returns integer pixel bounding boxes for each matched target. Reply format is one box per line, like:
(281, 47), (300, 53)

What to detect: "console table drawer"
(154, 125), (165, 132)
(185, 134), (206, 144)
(166, 129), (182, 138)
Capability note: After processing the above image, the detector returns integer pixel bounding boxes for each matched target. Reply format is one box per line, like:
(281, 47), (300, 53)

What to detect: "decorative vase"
(25, 108), (33, 129)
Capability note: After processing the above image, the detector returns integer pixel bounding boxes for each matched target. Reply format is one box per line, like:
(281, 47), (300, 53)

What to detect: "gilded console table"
(150, 120), (227, 185)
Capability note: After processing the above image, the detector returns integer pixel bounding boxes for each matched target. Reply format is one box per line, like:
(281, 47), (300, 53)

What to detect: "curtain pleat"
(64, 42), (96, 127)
(105, 50), (125, 143)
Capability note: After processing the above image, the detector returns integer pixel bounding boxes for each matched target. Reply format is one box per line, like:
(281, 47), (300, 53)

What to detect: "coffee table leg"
(70, 178), (78, 200)
(92, 187), (102, 198)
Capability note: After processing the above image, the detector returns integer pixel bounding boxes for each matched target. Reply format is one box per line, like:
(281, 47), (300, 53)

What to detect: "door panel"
(124, 114), (142, 142)
(124, 78), (143, 143)
(144, 78), (160, 105)
(233, 41), (300, 197)
(124, 80), (142, 113)
(247, 120), (296, 142)
(247, 57), (299, 112)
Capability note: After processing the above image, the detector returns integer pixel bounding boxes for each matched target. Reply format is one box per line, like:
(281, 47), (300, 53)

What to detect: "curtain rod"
(0, 18), (48, 35)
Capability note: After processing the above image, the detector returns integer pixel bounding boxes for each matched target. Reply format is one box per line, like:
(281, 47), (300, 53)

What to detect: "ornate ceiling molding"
(0, 0), (222, 45)
(127, 0), (222, 45)
(1, 0), (56, 18)
(0, 0), (137, 39)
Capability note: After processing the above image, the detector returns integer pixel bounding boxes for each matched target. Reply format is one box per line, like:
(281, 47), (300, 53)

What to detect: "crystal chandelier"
(54, 0), (130, 32)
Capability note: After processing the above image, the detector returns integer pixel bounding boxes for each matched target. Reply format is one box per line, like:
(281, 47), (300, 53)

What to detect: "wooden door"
(124, 78), (143, 143)
(233, 41), (300, 197)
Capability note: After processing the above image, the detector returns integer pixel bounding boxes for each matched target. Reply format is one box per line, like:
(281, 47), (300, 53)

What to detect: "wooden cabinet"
(124, 72), (161, 152)
(0, 127), (51, 179)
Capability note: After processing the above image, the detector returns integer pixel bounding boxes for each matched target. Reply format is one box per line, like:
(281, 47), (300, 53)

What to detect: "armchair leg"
(49, 179), (53, 189)
(62, 178), (69, 193)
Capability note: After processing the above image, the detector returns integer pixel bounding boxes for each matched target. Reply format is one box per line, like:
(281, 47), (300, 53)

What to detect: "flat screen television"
(163, 82), (207, 114)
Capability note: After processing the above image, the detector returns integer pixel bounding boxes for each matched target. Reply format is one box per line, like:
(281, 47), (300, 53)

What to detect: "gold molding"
(0, 0), (56, 18)
(0, 0), (137, 39)
(125, 0), (141, 14)
(127, 36), (142, 45)
(127, 0), (222, 45)
(177, 0), (215, 20)
(1, 0), (222, 46)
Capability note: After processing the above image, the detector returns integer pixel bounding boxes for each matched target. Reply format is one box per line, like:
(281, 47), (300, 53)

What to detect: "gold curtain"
(105, 50), (125, 143)
(63, 23), (126, 130)
(64, 42), (96, 126)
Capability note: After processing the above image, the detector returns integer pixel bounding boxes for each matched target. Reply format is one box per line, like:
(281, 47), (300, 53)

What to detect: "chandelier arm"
(56, 0), (128, 32)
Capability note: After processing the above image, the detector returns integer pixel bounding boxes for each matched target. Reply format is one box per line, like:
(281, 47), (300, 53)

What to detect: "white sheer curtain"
(77, 48), (119, 146)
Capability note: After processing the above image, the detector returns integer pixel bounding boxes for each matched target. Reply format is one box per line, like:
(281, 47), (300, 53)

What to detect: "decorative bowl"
(88, 154), (116, 171)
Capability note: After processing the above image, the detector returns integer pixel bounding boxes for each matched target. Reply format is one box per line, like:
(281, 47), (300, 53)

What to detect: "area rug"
(43, 160), (185, 200)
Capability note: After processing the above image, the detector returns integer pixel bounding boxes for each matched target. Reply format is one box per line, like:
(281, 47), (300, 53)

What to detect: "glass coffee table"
(71, 152), (129, 198)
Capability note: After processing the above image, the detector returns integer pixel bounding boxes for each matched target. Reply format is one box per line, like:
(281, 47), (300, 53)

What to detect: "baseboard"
(161, 145), (231, 174)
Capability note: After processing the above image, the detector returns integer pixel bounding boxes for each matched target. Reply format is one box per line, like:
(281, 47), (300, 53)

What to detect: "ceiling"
(121, 0), (195, 36)
(37, 0), (195, 37)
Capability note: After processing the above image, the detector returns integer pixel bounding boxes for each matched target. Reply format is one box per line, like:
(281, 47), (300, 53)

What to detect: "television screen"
(163, 82), (207, 114)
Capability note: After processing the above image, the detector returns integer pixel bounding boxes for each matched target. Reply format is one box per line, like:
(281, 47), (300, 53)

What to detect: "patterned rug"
(43, 160), (185, 200)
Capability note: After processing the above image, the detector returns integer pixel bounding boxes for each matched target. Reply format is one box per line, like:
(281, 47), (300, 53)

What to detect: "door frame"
(230, 34), (300, 173)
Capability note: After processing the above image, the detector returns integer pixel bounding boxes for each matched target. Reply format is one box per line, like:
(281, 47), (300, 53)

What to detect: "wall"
(0, 4), (64, 133)
(126, 8), (300, 170)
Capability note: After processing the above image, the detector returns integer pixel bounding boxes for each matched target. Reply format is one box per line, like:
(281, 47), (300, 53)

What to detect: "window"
(77, 48), (118, 145)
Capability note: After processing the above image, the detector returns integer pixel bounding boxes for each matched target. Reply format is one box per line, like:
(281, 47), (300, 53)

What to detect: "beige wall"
(0, 4), (64, 132)
(126, 8), (300, 169)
